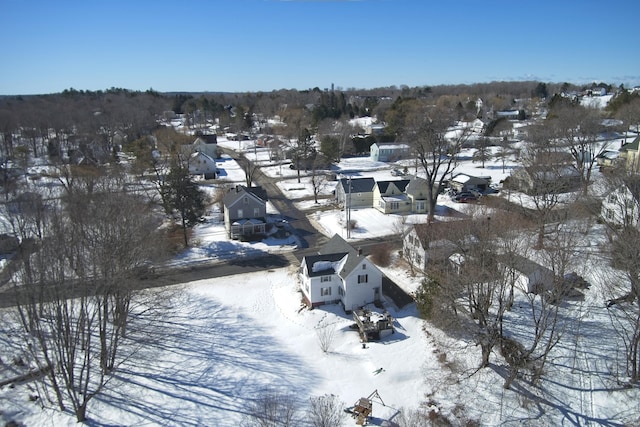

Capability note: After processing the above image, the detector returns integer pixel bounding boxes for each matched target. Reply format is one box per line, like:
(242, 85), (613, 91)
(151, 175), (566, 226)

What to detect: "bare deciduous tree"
(243, 390), (300, 427)
(402, 103), (470, 222)
(309, 394), (345, 427)
(8, 172), (166, 422)
(315, 323), (336, 353)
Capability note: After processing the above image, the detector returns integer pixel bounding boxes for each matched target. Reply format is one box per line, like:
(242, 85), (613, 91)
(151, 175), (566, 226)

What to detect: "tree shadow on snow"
(92, 292), (319, 427)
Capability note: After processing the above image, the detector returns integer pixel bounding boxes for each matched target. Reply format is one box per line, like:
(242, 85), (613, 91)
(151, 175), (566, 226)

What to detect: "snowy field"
(4, 225), (638, 426)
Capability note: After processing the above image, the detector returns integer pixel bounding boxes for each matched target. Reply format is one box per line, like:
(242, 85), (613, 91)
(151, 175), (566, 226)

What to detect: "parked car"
(391, 168), (406, 176)
(453, 192), (478, 203)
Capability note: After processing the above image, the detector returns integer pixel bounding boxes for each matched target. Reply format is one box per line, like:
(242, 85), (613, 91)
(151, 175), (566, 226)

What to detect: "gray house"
(223, 185), (268, 240)
(335, 177), (376, 208)
(403, 223), (459, 273)
(509, 165), (581, 194)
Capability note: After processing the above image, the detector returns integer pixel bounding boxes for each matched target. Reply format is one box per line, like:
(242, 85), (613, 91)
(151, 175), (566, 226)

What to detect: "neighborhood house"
(335, 177), (376, 208)
(403, 223), (460, 273)
(223, 185), (268, 240)
(369, 142), (410, 162)
(300, 234), (383, 311)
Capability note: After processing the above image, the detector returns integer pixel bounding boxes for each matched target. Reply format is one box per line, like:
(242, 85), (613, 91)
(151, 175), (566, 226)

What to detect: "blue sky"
(1, 0), (639, 95)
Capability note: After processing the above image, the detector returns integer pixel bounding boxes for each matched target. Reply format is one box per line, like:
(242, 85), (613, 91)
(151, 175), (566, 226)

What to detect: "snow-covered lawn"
(1, 268), (434, 426)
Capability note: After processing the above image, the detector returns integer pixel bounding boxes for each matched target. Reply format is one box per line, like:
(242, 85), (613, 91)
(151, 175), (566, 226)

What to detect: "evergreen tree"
(165, 163), (206, 247)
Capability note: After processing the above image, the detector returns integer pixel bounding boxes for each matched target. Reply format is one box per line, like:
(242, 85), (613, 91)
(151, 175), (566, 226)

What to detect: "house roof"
(410, 222), (454, 247)
(373, 142), (410, 150)
(620, 135), (639, 152)
(451, 173), (490, 185)
(194, 134), (218, 145)
(190, 151), (216, 162)
(500, 253), (554, 278)
(304, 252), (349, 277)
(304, 234), (366, 278)
(376, 179), (410, 193)
(405, 175), (430, 196)
(337, 177), (376, 193)
(223, 185), (268, 207)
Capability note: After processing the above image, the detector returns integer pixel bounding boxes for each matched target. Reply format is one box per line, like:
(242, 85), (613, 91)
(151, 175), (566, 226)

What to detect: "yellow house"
(619, 136), (640, 172)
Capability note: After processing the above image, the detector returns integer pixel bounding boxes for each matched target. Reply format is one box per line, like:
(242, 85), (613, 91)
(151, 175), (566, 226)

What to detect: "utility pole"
(347, 175), (352, 239)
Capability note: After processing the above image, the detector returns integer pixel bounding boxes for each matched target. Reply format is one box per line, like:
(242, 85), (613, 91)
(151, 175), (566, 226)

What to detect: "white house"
(370, 142), (410, 162)
(373, 179), (411, 214)
(188, 151), (217, 179)
(502, 254), (555, 294)
(600, 178), (640, 228)
(300, 234), (383, 311)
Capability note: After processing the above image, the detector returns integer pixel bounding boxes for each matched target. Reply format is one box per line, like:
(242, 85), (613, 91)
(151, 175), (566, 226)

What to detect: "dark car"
(453, 192), (478, 203)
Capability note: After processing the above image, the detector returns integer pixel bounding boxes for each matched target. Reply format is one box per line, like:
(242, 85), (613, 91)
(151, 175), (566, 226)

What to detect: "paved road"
(0, 253), (292, 309)
(0, 149), (409, 309)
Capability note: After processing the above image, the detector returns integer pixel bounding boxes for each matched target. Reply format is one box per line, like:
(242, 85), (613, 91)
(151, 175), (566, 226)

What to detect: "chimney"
(357, 247), (363, 256)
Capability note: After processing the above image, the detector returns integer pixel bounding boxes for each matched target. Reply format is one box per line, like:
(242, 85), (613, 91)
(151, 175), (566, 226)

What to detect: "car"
(453, 192), (478, 203)
(390, 168), (406, 176)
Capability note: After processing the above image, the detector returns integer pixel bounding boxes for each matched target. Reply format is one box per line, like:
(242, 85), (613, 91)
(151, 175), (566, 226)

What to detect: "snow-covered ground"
(2, 133), (640, 426)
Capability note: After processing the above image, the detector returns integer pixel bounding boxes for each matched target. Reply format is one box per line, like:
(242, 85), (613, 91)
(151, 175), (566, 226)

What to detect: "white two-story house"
(300, 234), (383, 311)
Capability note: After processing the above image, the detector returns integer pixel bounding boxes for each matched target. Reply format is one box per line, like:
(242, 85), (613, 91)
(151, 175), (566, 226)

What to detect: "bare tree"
(515, 123), (578, 248)
(240, 157), (260, 188)
(315, 323), (336, 353)
(243, 389), (300, 427)
(402, 103), (470, 222)
(280, 107), (313, 184)
(309, 394), (345, 427)
(549, 104), (607, 194)
(8, 172), (165, 422)
(310, 159), (328, 204)
(494, 137), (516, 174)
(615, 97), (640, 142)
(600, 172), (640, 382)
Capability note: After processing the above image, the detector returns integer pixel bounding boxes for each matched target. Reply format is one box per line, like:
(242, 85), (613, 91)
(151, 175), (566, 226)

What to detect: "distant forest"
(0, 80), (635, 163)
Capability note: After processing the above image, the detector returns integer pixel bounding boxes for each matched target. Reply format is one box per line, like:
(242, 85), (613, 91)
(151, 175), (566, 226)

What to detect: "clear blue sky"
(1, 0), (639, 95)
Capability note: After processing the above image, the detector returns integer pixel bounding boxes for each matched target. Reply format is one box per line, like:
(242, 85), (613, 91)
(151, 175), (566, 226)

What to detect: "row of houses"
(334, 174), (493, 214)
(300, 226), (560, 314)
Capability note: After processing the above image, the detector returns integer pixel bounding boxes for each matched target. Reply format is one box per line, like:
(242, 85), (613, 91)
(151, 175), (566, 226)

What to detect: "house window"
(243, 197), (248, 204)
(237, 209), (243, 218)
(608, 194), (616, 203)
(606, 209), (614, 220)
(338, 286), (344, 296)
(321, 287), (331, 296)
(321, 276), (332, 282)
(390, 202), (399, 210)
(254, 207), (260, 216)
(358, 274), (368, 283)
(362, 264), (366, 270)
(416, 201), (426, 211)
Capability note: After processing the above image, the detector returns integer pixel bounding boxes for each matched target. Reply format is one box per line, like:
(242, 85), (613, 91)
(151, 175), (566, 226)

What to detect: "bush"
(370, 242), (392, 267)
